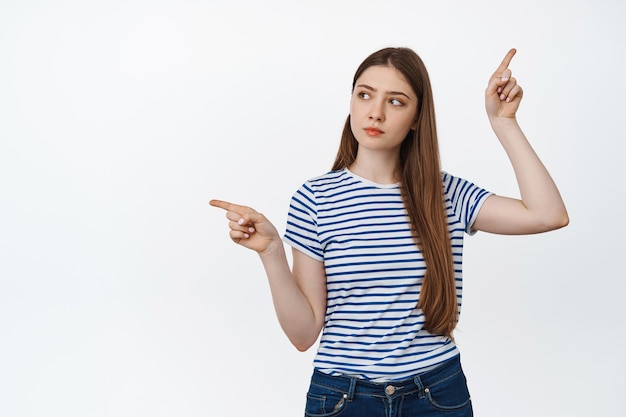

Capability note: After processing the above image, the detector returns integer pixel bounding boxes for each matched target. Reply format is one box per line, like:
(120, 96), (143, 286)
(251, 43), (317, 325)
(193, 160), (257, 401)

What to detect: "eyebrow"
(356, 84), (412, 100)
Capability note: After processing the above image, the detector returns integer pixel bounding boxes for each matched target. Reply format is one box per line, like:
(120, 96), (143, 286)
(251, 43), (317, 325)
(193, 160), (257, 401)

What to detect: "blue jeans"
(304, 355), (472, 417)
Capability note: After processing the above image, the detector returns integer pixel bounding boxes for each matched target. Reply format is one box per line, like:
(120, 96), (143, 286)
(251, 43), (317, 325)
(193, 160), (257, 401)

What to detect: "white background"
(1, 0), (624, 416)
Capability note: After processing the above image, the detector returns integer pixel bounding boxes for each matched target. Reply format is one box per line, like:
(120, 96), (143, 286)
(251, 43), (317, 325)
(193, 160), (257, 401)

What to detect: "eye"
(389, 98), (403, 106)
(358, 91), (371, 100)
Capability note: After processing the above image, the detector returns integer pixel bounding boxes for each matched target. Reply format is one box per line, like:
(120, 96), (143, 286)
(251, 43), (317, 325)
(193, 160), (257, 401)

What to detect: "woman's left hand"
(485, 48), (523, 120)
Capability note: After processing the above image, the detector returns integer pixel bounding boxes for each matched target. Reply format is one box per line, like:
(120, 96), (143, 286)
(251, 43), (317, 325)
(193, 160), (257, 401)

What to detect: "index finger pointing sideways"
(209, 199), (258, 220)
(209, 199), (230, 210)
(209, 199), (245, 212)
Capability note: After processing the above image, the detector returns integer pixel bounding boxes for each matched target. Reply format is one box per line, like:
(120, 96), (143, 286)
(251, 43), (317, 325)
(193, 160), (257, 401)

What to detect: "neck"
(348, 150), (401, 184)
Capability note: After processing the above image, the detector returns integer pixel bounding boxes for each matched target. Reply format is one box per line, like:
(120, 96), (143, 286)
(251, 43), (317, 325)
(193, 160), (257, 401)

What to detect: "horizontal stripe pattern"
(283, 169), (491, 381)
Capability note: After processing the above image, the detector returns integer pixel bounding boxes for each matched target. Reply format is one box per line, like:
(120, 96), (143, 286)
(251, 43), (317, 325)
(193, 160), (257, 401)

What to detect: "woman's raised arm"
(472, 49), (569, 234)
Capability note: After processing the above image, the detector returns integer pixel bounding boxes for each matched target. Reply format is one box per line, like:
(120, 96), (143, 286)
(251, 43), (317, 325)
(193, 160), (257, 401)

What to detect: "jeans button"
(385, 385), (395, 395)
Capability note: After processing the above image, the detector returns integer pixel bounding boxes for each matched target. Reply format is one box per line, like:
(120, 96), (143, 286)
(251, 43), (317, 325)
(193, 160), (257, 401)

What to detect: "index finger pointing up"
(494, 48), (517, 74)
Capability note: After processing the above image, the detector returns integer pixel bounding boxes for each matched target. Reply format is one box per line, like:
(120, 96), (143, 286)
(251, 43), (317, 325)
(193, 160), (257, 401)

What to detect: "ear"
(411, 120), (417, 130)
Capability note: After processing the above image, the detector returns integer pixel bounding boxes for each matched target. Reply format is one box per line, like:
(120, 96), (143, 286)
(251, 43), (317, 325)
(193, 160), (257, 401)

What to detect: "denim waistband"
(310, 354), (463, 400)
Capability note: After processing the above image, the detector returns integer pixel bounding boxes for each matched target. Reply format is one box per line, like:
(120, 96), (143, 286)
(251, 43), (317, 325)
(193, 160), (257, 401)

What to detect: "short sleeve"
(283, 182), (324, 261)
(442, 172), (493, 235)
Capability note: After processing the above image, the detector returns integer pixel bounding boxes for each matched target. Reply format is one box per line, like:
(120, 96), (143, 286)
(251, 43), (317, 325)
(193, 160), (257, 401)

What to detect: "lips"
(364, 127), (384, 137)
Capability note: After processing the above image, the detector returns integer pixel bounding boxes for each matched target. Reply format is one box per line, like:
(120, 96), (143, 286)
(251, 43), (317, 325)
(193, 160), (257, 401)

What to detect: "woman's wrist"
(488, 114), (518, 128)
(259, 237), (286, 259)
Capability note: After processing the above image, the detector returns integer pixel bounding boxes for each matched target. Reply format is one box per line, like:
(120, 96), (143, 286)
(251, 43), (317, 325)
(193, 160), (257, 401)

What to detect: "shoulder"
(440, 170), (470, 183)
(441, 170), (481, 188)
(306, 169), (349, 186)
(440, 170), (463, 191)
(441, 171), (491, 200)
(295, 169), (352, 194)
(287, 170), (351, 219)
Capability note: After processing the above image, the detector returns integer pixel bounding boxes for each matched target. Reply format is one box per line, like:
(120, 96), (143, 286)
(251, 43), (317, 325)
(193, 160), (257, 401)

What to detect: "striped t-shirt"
(283, 168), (491, 382)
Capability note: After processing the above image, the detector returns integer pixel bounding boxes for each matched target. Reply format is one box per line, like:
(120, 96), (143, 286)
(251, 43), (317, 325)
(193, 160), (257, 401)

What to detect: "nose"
(368, 99), (385, 122)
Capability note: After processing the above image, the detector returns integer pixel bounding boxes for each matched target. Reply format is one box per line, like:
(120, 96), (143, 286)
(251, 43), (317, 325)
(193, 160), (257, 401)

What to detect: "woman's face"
(350, 65), (418, 154)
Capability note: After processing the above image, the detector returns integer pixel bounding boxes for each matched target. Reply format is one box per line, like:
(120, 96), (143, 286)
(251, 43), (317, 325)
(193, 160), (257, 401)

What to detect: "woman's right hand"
(209, 199), (280, 254)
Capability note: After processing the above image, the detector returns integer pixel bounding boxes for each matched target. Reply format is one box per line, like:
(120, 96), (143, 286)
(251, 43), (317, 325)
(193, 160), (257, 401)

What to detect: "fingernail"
(497, 87), (502, 94)
(248, 227), (255, 233)
(506, 97), (511, 103)
(244, 233), (249, 238)
(501, 77), (509, 82)
(500, 94), (506, 100)
(238, 218), (244, 225)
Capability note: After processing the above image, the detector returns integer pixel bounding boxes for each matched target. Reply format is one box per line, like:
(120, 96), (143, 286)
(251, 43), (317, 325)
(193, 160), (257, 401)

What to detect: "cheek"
(349, 99), (361, 118)
(402, 112), (418, 130)
(349, 114), (359, 138)
(349, 102), (362, 128)
(390, 113), (415, 131)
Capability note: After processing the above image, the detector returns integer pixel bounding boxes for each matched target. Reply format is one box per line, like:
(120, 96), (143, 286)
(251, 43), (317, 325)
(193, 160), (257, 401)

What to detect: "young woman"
(210, 47), (568, 416)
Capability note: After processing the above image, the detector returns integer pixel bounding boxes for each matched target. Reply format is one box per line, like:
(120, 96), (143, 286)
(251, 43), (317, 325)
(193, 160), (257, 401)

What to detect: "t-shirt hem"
(467, 192), (495, 235)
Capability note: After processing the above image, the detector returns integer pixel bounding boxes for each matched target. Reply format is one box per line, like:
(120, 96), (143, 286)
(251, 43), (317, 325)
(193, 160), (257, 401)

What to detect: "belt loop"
(347, 376), (357, 400)
(413, 375), (425, 399)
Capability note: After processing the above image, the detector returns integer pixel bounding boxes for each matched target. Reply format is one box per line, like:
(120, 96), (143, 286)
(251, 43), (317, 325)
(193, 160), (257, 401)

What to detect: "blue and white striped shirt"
(283, 168), (491, 382)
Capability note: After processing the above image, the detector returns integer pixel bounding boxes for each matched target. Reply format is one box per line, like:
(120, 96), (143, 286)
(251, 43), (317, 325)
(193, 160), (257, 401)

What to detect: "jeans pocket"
(425, 369), (472, 411)
(304, 384), (348, 417)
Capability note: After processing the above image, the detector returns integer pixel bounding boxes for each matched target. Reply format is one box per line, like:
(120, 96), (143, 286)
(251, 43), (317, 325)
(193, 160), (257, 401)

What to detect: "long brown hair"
(331, 47), (457, 337)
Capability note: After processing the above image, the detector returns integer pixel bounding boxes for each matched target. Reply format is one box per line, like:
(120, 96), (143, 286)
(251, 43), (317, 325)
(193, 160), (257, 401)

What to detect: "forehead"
(355, 65), (414, 95)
